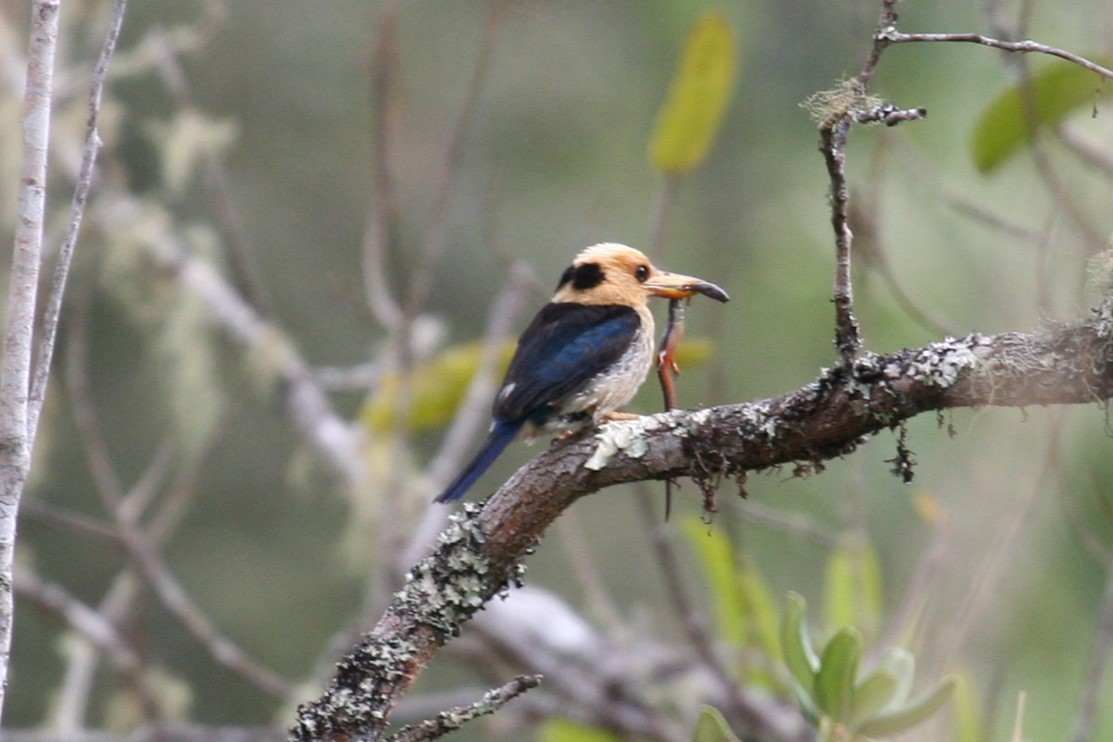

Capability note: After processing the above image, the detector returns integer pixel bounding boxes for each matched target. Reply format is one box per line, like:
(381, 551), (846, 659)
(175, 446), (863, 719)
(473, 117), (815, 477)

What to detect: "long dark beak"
(644, 271), (730, 303)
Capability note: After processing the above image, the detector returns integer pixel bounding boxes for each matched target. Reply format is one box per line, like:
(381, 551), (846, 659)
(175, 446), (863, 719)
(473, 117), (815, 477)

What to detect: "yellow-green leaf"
(693, 706), (742, 742)
(359, 337), (714, 436)
(359, 340), (516, 435)
(855, 675), (957, 738)
(971, 59), (1113, 173)
(682, 516), (745, 645)
(781, 592), (819, 698)
(951, 667), (987, 742)
(848, 668), (900, 727)
(649, 11), (738, 176)
(823, 541), (883, 638)
(539, 718), (622, 742)
(876, 647), (915, 708)
(736, 557), (781, 663)
(814, 627), (862, 722)
(672, 337), (716, 368)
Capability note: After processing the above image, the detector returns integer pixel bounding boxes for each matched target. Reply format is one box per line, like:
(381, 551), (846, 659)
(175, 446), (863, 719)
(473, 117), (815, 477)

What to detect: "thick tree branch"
(292, 309), (1113, 741)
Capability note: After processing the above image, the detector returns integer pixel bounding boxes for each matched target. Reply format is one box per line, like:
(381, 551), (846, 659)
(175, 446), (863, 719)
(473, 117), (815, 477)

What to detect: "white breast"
(527, 305), (655, 437)
(561, 326), (654, 417)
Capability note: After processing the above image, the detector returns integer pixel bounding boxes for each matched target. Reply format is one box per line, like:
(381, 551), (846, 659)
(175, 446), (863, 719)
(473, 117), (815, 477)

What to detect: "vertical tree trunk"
(0, 0), (61, 723)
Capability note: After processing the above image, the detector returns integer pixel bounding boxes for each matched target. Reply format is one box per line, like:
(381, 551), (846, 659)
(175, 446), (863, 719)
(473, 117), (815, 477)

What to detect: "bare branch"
(132, 231), (367, 493)
(383, 675), (540, 742)
(2, 725), (285, 742)
(1071, 555), (1113, 742)
(13, 567), (161, 719)
(880, 29), (1113, 79)
(27, 0), (128, 446)
(635, 491), (780, 735)
(819, 114), (863, 362)
(116, 521), (293, 699)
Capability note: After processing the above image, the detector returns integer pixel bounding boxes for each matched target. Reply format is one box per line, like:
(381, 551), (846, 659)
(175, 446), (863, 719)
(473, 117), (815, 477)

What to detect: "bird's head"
(552, 243), (729, 306)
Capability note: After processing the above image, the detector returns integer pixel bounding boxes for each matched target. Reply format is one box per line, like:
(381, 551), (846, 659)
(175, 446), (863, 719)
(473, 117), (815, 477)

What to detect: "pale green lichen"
(394, 503), (501, 636)
(584, 418), (652, 470)
(901, 336), (983, 388)
(738, 402), (778, 441)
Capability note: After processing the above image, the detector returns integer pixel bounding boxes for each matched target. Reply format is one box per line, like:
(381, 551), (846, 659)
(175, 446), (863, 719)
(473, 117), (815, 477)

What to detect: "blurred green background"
(4, 0), (1113, 739)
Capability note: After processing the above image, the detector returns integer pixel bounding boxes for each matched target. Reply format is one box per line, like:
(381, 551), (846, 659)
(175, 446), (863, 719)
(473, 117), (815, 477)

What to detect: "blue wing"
(495, 303), (640, 423)
(434, 418), (523, 502)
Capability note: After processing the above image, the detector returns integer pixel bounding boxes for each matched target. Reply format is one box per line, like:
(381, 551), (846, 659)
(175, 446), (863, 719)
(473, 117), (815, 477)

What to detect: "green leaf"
(971, 59), (1113, 173)
(682, 517), (746, 644)
(539, 718), (622, 742)
(814, 628), (862, 722)
(952, 668), (987, 742)
(847, 668), (900, 727)
(693, 706), (743, 742)
(781, 593), (819, 699)
(855, 675), (957, 738)
(823, 541), (883, 639)
(876, 647), (915, 709)
(649, 11), (738, 175)
(673, 337), (716, 368)
(737, 558), (781, 662)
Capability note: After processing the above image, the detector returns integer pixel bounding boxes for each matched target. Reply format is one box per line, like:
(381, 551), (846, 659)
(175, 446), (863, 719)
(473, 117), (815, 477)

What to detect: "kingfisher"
(434, 243), (729, 503)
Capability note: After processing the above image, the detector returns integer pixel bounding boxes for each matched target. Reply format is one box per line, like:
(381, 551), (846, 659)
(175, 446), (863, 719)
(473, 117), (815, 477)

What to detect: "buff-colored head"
(552, 243), (729, 306)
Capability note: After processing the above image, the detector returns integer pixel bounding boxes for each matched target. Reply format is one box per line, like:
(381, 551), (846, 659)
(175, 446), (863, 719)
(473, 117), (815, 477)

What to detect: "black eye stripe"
(557, 265), (576, 291)
(571, 262), (605, 290)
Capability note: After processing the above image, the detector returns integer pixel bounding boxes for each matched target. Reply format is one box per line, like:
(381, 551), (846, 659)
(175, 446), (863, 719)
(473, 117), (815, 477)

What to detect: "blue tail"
(434, 419), (523, 503)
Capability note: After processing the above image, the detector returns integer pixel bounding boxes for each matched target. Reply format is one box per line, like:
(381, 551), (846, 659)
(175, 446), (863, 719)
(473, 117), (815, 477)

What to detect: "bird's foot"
(600, 411), (641, 422)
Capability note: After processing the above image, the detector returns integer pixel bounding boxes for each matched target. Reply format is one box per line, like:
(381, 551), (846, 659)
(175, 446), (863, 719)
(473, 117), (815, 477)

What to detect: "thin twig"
(1060, 124), (1113, 178)
(404, 0), (511, 317)
(120, 523), (292, 697)
(148, 26), (274, 317)
(881, 30), (1113, 79)
(936, 409), (1066, 674)
(384, 675), (541, 742)
(819, 116), (863, 361)
(2, 724), (285, 741)
(467, 590), (693, 742)
(361, 0), (404, 331)
(54, 409), (228, 732)
(27, 0), (129, 447)
(64, 266), (125, 506)
(19, 500), (119, 543)
(554, 512), (625, 634)
(1070, 554), (1113, 742)
(635, 488), (778, 735)
(729, 499), (840, 548)
(14, 567), (161, 719)
(136, 232), (367, 493)
(371, 1), (514, 598)
(890, 138), (1036, 241)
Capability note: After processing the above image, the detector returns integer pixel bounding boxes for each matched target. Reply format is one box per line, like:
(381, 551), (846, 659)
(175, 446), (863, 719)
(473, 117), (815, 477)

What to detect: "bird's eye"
(634, 265), (650, 282)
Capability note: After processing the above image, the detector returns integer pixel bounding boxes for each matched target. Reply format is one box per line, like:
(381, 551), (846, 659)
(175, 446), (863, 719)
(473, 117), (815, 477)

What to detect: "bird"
(434, 242), (729, 503)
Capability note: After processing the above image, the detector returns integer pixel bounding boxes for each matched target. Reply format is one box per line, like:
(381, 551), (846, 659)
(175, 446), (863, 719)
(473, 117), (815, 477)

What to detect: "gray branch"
(291, 308), (1113, 741)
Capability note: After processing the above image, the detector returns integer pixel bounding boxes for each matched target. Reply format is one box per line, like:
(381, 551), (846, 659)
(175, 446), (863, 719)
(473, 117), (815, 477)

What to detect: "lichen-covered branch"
(291, 310), (1113, 741)
(384, 675), (541, 742)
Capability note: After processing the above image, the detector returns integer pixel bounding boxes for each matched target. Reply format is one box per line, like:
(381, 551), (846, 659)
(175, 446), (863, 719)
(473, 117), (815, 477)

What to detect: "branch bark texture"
(292, 312), (1113, 740)
(0, 0), (61, 722)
